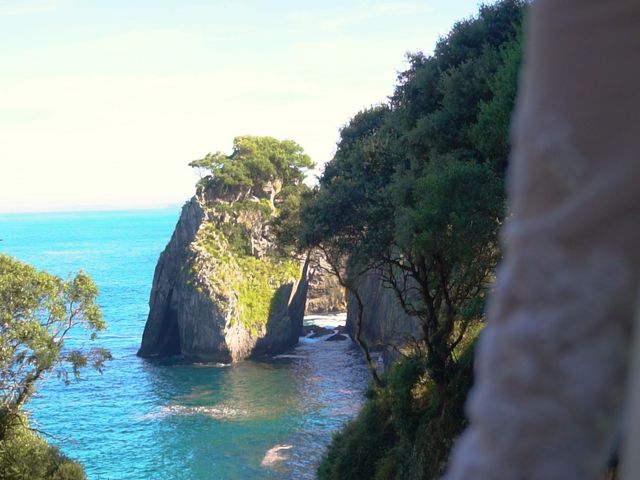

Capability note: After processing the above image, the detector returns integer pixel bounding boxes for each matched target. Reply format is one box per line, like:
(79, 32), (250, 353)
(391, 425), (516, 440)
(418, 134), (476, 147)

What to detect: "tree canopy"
(307, 2), (527, 478)
(303, 2), (527, 478)
(0, 254), (110, 425)
(189, 135), (314, 204)
(299, 0), (525, 387)
(0, 255), (110, 478)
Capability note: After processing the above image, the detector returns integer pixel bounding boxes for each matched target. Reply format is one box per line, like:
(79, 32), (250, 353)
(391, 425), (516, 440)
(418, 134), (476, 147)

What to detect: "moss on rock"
(191, 212), (300, 335)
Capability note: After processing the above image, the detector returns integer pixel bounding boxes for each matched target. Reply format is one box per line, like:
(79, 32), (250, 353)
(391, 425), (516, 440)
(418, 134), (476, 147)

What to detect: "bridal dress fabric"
(443, 0), (640, 479)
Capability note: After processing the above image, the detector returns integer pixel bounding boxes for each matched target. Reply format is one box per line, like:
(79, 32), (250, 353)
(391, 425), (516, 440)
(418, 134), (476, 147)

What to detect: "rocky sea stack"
(137, 188), (309, 363)
(138, 136), (316, 363)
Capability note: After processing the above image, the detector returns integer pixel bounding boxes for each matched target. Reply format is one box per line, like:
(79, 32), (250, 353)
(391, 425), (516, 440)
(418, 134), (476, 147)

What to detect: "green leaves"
(298, 0), (525, 389)
(0, 413), (87, 479)
(471, 29), (523, 170)
(0, 254), (108, 414)
(394, 158), (503, 265)
(298, 106), (396, 273)
(190, 135), (314, 201)
(190, 136), (315, 256)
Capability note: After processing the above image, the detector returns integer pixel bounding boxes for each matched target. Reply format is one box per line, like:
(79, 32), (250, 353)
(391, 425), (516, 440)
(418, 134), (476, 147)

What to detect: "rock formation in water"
(138, 184), (309, 363)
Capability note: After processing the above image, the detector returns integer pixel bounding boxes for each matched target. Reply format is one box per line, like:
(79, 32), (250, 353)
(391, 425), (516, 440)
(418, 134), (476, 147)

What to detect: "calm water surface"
(0, 208), (370, 479)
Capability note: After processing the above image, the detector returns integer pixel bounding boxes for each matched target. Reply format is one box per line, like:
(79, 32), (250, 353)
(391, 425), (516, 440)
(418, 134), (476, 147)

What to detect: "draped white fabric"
(444, 0), (640, 478)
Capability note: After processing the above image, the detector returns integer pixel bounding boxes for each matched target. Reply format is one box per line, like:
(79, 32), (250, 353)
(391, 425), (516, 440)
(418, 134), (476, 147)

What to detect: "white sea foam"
(272, 354), (306, 359)
(140, 404), (248, 420)
(191, 362), (230, 368)
(303, 313), (346, 329)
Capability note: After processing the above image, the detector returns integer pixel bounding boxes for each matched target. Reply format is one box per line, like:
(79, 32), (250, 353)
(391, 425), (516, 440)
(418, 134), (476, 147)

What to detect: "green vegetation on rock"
(189, 135), (314, 209)
(233, 255), (300, 334)
(318, 337), (478, 480)
(192, 223), (300, 334)
(188, 136), (312, 335)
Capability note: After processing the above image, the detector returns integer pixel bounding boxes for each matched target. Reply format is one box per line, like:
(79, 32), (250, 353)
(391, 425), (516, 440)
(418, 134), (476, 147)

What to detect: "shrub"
(318, 339), (477, 480)
(0, 414), (86, 480)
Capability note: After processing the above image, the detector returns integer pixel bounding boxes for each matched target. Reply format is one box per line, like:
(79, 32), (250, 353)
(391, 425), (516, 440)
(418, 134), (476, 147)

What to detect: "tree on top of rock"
(189, 136), (314, 207)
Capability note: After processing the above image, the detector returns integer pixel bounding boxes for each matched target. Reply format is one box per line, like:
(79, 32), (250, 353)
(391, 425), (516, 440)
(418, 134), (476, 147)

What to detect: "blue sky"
(1, 0), (483, 213)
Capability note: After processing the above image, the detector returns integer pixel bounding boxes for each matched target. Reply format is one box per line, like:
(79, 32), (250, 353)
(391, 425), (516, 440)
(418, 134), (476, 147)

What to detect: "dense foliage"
(318, 339), (477, 480)
(191, 135), (315, 257)
(189, 135), (314, 206)
(0, 413), (86, 480)
(0, 254), (110, 423)
(297, 1), (527, 478)
(0, 254), (109, 478)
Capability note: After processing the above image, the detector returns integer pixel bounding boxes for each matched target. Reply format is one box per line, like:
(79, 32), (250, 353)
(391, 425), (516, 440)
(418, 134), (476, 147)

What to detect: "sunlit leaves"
(189, 135), (314, 199)
(0, 254), (109, 414)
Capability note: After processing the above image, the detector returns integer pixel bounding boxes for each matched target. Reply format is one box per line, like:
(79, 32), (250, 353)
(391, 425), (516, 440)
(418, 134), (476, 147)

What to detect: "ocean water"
(0, 208), (370, 480)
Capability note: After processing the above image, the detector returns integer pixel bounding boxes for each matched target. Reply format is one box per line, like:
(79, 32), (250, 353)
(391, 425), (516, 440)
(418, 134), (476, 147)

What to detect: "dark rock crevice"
(152, 288), (181, 357)
(138, 198), (204, 358)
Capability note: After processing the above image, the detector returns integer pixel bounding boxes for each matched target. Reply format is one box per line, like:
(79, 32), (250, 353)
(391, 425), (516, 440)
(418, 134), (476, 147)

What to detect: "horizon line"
(0, 202), (186, 216)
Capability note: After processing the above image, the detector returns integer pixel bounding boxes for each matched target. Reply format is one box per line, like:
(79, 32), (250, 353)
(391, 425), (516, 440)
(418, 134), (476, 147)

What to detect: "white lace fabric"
(444, 1), (640, 478)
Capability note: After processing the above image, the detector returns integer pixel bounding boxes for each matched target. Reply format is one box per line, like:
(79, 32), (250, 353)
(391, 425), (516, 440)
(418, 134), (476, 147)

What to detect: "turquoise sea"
(0, 208), (370, 480)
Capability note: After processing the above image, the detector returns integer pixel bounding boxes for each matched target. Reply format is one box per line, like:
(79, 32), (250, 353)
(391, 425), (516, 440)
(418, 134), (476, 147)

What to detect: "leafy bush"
(318, 339), (477, 480)
(189, 136), (314, 204)
(317, 396), (397, 480)
(0, 414), (86, 480)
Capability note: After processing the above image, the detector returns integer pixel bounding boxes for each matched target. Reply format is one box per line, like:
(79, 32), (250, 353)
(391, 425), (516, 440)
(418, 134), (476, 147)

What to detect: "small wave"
(303, 313), (347, 328)
(192, 362), (230, 368)
(261, 444), (293, 467)
(140, 404), (248, 420)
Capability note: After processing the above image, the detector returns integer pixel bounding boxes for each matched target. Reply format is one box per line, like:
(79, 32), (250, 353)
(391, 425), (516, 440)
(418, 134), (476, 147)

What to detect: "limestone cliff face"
(346, 269), (421, 362)
(138, 189), (308, 363)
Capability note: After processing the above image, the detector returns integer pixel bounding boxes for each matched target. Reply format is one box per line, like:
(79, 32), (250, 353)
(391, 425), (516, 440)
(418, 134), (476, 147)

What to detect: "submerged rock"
(326, 333), (348, 342)
(307, 326), (335, 338)
(138, 186), (309, 363)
